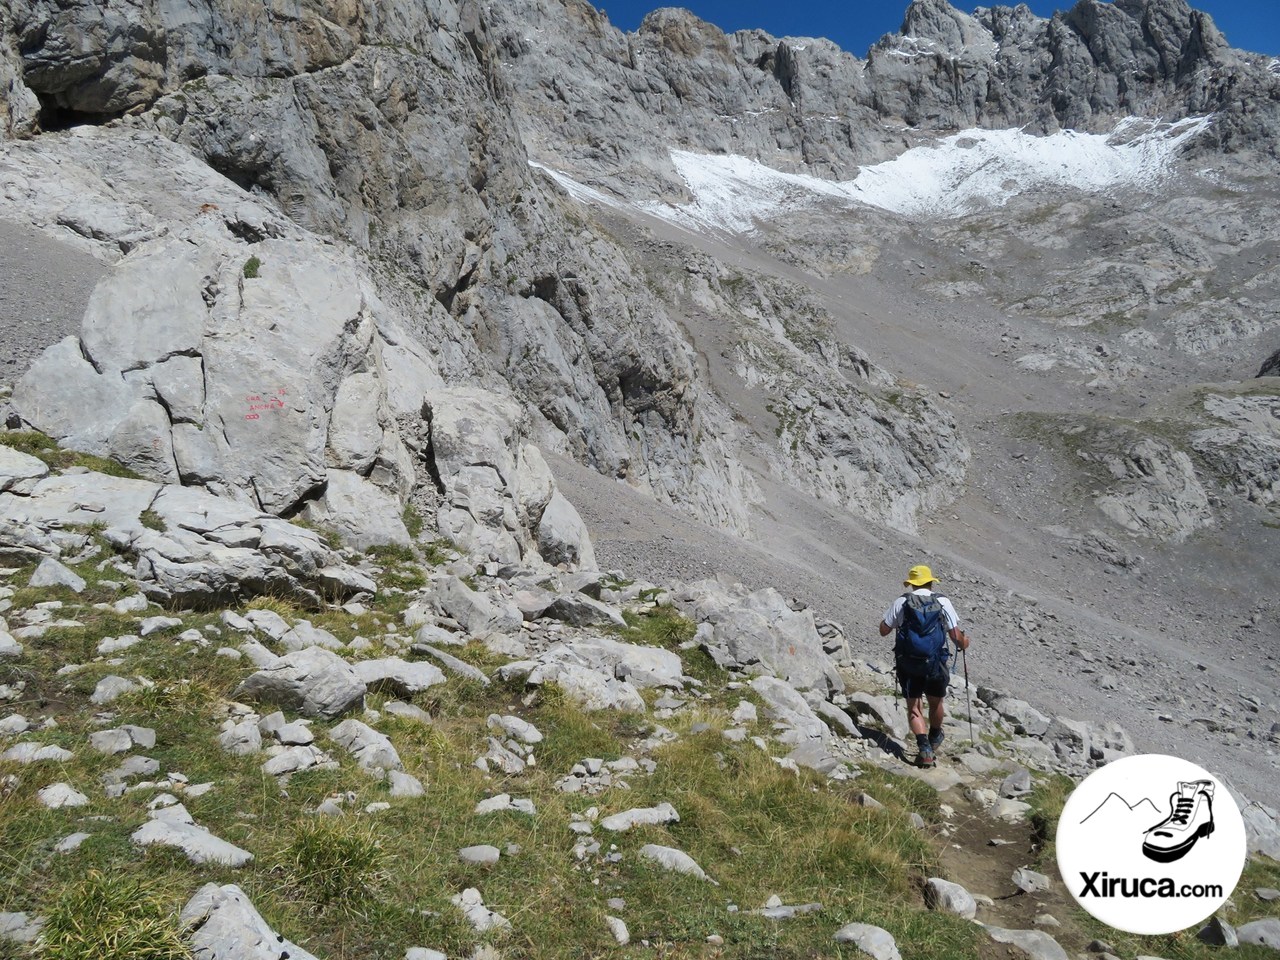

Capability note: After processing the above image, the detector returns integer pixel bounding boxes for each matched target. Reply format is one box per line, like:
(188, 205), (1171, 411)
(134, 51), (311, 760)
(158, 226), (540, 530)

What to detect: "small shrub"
(281, 818), (388, 905)
(243, 255), (262, 279)
(39, 870), (187, 960)
(402, 503), (424, 539)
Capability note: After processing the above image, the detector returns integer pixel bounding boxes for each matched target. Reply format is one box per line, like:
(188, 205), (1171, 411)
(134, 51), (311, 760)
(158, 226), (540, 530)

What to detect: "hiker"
(877, 564), (969, 768)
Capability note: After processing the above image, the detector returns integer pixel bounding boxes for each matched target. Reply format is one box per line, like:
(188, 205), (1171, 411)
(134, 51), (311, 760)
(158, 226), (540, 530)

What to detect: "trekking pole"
(961, 644), (975, 746)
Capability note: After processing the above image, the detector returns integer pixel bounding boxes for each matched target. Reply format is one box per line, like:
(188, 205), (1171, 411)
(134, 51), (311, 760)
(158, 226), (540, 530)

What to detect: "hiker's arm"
(878, 620), (893, 637)
(950, 627), (969, 650)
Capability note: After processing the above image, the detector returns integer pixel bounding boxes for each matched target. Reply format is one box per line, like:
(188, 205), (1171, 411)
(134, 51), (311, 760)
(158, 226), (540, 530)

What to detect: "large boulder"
(424, 387), (595, 568)
(678, 582), (843, 694)
(235, 648), (365, 719)
(182, 883), (321, 960)
(12, 234), (419, 549)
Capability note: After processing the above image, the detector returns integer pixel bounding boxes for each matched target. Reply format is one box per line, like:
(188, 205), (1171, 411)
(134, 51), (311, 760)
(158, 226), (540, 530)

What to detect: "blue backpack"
(895, 592), (950, 681)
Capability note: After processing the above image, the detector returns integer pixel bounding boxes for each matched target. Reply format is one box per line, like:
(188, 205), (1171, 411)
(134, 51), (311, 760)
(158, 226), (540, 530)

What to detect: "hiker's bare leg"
(927, 695), (944, 731)
(907, 696), (927, 735)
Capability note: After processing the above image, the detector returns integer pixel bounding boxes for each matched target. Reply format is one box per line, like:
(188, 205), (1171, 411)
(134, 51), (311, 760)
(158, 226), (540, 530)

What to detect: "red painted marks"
(245, 388), (288, 421)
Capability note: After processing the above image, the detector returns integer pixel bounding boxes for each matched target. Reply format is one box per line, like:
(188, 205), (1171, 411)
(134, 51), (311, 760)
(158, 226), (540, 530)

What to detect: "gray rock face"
(235, 647), (365, 719)
(432, 576), (522, 636)
(984, 926), (1069, 960)
(637, 843), (711, 881)
(1081, 433), (1212, 542)
(832, 923), (902, 960)
(1, 470), (374, 609)
(352, 657), (446, 697)
(13, 233), (416, 544)
(328, 719), (403, 774)
(1260, 349), (1280, 378)
(924, 878), (977, 919)
(1239, 919), (1280, 950)
(0, 912), (43, 945)
(132, 804), (253, 867)
(183, 883), (320, 960)
(600, 802), (680, 832)
(680, 582), (843, 694)
(749, 676), (829, 744)
(28, 556), (85, 592)
(0, 445), (47, 495)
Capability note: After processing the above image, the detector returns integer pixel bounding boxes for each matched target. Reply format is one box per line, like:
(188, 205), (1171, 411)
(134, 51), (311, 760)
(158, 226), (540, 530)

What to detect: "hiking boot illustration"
(1142, 780), (1215, 863)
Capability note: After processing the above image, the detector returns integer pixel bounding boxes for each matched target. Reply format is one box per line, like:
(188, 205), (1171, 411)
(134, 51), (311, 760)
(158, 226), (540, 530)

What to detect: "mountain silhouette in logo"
(1080, 792), (1162, 827)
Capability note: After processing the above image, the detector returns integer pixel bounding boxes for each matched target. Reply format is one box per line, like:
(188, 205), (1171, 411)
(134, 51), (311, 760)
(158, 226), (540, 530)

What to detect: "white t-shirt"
(882, 588), (960, 632)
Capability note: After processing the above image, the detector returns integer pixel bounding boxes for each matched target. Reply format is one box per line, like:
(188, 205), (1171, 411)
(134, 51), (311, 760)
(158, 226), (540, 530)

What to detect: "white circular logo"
(1056, 754), (1246, 935)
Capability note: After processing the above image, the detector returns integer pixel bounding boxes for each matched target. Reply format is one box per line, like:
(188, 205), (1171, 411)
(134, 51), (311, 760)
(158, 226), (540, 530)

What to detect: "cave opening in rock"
(34, 94), (122, 132)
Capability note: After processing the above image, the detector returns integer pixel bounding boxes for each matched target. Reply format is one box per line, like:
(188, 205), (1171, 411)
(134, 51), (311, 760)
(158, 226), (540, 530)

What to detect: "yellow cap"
(904, 564), (935, 587)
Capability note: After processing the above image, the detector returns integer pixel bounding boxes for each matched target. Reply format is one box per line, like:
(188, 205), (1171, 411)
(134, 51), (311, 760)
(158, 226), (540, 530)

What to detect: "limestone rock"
(0, 445), (48, 496)
(352, 657), (446, 697)
(924, 878), (977, 919)
(984, 925), (1069, 960)
(637, 844), (711, 881)
(749, 676), (829, 744)
(681, 582), (842, 693)
(0, 912), (43, 945)
(450, 887), (510, 933)
(328, 719), (404, 774)
(432, 576), (521, 636)
(1239, 919), (1280, 950)
(600, 802), (680, 832)
(833, 923), (902, 960)
(132, 806), (253, 867)
(37, 783), (89, 809)
(183, 883), (320, 960)
(458, 844), (501, 866)
(235, 648), (365, 719)
(29, 557), (85, 593)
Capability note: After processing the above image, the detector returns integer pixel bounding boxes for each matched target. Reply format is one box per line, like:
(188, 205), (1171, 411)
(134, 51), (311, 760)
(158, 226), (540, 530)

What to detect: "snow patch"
(643, 117), (1212, 231)
(1270, 58), (1280, 75)
(529, 162), (630, 213)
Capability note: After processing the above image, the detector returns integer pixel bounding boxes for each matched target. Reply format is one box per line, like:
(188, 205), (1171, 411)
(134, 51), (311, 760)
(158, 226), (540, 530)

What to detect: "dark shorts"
(897, 669), (948, 700)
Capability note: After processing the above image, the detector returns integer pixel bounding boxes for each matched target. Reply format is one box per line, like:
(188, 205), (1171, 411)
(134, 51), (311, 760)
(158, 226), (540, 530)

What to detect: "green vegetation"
(243, 255), (262, 279)
(139, 508), (166, 532)
(0, 431), (142, 480)
(280, 819), (388, 907)
(38, 871), (188, 960)
(402, 503), (424, 539)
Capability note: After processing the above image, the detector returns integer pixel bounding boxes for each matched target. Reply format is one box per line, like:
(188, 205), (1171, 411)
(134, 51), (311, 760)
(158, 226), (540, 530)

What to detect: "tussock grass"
(38, 870), (188, 960)
(279, 818), (389, 906)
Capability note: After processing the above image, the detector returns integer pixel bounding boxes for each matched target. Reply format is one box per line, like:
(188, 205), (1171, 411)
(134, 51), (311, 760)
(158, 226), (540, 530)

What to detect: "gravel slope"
(0, 219), (105, 390)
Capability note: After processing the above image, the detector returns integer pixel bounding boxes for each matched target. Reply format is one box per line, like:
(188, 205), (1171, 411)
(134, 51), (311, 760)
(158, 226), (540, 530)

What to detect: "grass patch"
(402, 504), (424, 539)
(139, 509), (166, 532)
(1025, 771), (1076, 866)
(38, 870), (188, 960)
(279, 818), (389, 907)
(0, 431), (142, 480)
(243, 255), (262, 279)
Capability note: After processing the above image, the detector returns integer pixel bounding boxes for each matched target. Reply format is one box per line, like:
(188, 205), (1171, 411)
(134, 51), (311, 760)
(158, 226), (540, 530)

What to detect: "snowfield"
(637, 116), (1212, 231)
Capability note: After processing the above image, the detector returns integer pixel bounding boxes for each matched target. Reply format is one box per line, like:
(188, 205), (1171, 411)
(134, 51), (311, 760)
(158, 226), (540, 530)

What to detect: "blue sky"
(599, 0), (1280, 58)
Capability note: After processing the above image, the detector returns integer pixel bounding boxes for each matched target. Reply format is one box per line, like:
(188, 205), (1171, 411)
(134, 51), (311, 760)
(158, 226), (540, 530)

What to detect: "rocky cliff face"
(1, 0), (1278, 557)
(487, 0), (1280, 196)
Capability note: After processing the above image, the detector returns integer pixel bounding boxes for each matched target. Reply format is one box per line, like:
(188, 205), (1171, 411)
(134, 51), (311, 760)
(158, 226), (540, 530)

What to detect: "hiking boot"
(929, 728), (945, 751)
(1142, 780), (1215, 863)
(917, 746), (936, 768)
